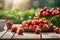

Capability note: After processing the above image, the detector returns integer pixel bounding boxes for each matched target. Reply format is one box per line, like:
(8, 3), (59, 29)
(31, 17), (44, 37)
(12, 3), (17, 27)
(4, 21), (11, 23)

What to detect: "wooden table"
(0, 24), (60, 40)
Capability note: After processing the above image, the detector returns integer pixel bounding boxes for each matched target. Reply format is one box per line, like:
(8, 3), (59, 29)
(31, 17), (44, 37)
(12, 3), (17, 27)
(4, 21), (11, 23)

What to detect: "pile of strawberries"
(21, 17), (54, 34)
(6, 21), (24, 35)
(6, 7), (60, 34)
(11, 26), (24, 35)
(21, 7), (60, 34)
(38, 7), (60, 18)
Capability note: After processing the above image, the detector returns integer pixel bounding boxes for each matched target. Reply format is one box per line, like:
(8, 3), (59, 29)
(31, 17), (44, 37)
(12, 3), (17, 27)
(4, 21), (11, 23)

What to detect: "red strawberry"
(21, 24), (28, 29)
(21, 23), (28, 28)
(40, 9), (44, 13)
(31, 20), (35, 25)
(34, 20), (39, 25)
(43, 7), (48, 11)
(57, 8), (60, 12)
(43, 24), (48, 29)
(38, 9), (44, 18)
(54, 27), (59, 33)
(28, 20), (32, 26)
(44, 20), (48, 24)
(6, 21), (13, 25)
(48, 23), (53, 28)
(29, 25), (33, 29)
(52, 10), (56, 16)
(33, 25), (37, 29)
(50, 8), (54, 13)
(35, 28), (41, 34)
(39, 23), (43, 28)
(45, 12), (50, 17)
(11, 26), (17, 32)
(31, 20), (39, 25)
(56, 10), (59, 15)
(34, 17), (39, 20)
(38, 12), (42, 18)
(22, 21), (27, 24)
(42, 11), (46, 16)
(46, 10), (50, 13)
(39, 19), (43, 24)
(17, 28), (24, 34)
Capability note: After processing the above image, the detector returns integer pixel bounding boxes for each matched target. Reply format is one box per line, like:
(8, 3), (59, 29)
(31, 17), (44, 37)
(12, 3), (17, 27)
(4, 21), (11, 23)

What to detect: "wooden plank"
(0, 30), (6, 38)
(1, 30), (15, 39)
(42, 32), (60, 39)
(13, 33), (41, 40)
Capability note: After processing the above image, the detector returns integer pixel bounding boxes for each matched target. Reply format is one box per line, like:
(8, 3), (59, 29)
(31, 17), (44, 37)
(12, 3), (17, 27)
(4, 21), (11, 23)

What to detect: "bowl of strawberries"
(6, 20), (13, 29)
(21, 17), (54, 32)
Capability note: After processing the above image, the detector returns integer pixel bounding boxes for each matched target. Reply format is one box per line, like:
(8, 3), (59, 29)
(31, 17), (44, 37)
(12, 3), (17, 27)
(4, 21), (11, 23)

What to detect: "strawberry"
(11, 26), (17, 32)
(39, 23), (43, 28)
(33, 25), (37, 29)
(34, 17), (39, 20)
(45, 12), (50, 17)
(46, 10), (50, 13)
(35, 28), (41, 34)
(22, 21), (28, 28)
(44, 20), (49, 24)
(21, 24), (25, 28)
(48, 23), (53, 28)
(56, 10), (59, 15)
(6, 21), (13, 25)
(42, 11), (46, 16)
(43, 7), (48, 11)
(52, 10), (56, 16)
(57, 8), (60, 12)
(40, 9), (44, 13)
(21, 23), (28, 28)
(28, 20), (32, 26)
(54, 27), (59, 33)
(31, 20), (39, 25)
(39, 19), (43, 24)
(50, 8), (54, 13)
(17, 28), (24, 34)
(31, 20), (36, 25)
(28, 25), (33, 29)
(38, 12), (42, 18)
(22, 21), (28, 25)
(43, 24), (48, 29)
(38, 9), (44, 18)
(34, 20), (39, 25)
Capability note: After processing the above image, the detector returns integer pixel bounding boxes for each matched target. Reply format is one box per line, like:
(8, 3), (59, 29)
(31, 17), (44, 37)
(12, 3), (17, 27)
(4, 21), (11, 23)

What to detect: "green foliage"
(0, 8), (40, 24)
(50, 15), (60, 28)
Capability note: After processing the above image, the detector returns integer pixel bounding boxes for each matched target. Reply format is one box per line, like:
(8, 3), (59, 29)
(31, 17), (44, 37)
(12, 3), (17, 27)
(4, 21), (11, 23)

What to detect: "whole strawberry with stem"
(54, 27), (60, 33)
(39, 23), (43, 28)
(11, 26), (17, 32)
(43, 24), (48, 29)
(43, 7), (48, 11)
(44, 20), (49, 24)
(45, 12), (50, 17)
(48, 23), (53, 29)
(52, 10), (56, 16)
(35, 28), (41, 34)
(17, 28), (24, 35)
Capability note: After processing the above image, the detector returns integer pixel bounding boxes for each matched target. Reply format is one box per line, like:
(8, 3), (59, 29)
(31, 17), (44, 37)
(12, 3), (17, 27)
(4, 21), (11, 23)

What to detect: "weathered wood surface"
(13, 33), (40, 39)
(0, 24), (60, 40)
(1, 30), (14, 39)
(42, 32), (60, 40)
(0, 30), (6, 38)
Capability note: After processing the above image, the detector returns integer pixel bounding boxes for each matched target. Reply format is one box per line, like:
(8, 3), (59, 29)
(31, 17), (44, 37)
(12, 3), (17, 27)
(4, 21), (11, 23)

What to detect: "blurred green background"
(0, 0), (60, 24)
(0, 8), (40, 24)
